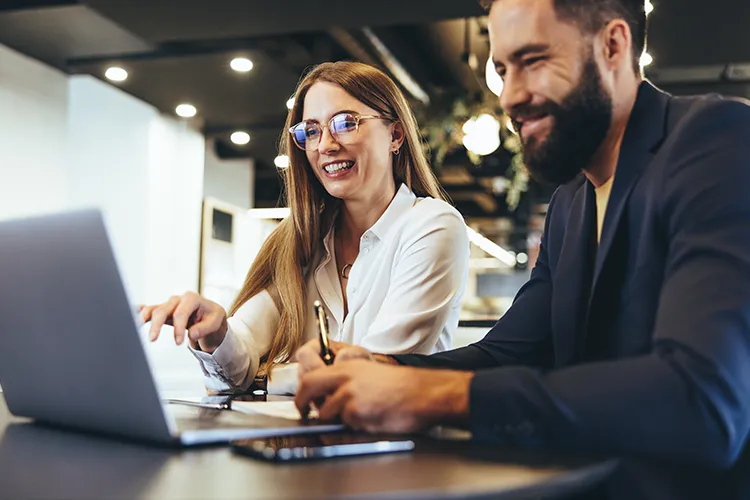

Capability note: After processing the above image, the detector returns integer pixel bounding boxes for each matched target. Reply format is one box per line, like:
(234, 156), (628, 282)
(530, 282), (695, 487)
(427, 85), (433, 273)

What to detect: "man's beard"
(511, 55), (613, 185)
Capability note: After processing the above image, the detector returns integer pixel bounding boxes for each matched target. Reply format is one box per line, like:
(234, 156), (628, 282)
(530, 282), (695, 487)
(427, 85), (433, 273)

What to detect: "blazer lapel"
(590, 82), (669, 296)
(552, 180), (596, 367)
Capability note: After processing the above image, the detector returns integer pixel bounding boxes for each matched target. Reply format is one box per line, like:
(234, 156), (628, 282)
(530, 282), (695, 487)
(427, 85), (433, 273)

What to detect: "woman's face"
(296, 82), (402, 203)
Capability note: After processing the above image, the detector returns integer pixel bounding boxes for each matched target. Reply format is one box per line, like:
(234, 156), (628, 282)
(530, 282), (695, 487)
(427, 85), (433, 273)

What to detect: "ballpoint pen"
(314, 300), (335, 365)
(166, 395), (232, 410)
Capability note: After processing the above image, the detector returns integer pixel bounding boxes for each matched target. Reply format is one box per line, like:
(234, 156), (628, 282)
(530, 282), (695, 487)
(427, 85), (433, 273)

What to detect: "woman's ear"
(391, 122), (405, 152)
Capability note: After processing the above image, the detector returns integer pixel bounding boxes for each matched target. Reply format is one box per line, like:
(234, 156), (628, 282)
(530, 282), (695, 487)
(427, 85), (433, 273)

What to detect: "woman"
(142, 61), (470, 395)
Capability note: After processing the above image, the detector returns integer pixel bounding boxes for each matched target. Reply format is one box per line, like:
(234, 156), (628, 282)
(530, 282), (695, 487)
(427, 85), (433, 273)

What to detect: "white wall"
(67, 75), (207, 395)
(67, 75), (154, 302)
(67, 75), (206, 305)
(0, 47), (209, 394)
(146, 117), (206, 303)
(0, 45), (69, 219)
(203, 138), (255, 209)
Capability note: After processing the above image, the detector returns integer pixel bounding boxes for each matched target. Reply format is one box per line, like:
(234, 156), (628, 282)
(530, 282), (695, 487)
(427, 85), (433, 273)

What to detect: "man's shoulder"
(547, 175), (588, 212)
(667, 92), (750, 136)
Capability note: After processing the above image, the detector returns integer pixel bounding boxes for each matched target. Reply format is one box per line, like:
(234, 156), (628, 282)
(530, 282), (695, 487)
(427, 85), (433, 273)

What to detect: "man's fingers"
(335, 346), (373, 363)
(328, 339), (352, 355)
(317, 382), (351, 422)
(295, 368), (351, 417)
(342, 399), (368, 431)
(296, 343), (327, 376)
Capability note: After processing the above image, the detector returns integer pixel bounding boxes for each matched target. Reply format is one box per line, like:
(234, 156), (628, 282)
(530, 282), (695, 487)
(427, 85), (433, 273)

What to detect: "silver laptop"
(0, 209), (342, 446)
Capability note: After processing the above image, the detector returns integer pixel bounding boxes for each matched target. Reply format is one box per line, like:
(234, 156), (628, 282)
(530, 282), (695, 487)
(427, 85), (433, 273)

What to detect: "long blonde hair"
(229, 61), (447, 375)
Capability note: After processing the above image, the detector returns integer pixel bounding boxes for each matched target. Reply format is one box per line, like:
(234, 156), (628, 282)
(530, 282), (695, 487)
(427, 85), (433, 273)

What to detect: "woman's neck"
(338, 183), (398, 241)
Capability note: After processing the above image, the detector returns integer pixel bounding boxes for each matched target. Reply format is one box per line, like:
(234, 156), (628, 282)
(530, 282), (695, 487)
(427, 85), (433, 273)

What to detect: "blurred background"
(1, 0), (749, 392)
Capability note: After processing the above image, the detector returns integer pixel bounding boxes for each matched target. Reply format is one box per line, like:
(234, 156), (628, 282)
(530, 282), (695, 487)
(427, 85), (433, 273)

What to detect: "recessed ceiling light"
(286, 97), (295, 110)
(230, 57), (254, 72)
(231, 131), (250, 145)
(105, 66), (128, 82)
(274, 155), (290, 169)
(175, 104), (197, 118)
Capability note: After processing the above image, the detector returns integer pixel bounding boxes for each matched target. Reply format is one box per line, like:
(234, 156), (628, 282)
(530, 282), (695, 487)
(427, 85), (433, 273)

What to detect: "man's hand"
(294, 360), (473, 434)
(296, 339), (383, 377)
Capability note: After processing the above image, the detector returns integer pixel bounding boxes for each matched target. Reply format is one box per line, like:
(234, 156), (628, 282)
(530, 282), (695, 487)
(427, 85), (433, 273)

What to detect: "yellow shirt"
(595, 177), (614, 243)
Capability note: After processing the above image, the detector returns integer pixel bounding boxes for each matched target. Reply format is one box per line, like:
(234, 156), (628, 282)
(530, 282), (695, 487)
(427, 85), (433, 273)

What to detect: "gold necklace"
(335, 221), (357, 280)
(340, 263), (353, 279)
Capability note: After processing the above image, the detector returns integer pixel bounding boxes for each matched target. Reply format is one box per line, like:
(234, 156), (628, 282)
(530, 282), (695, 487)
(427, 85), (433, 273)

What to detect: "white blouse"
(191, 184), (470, 394)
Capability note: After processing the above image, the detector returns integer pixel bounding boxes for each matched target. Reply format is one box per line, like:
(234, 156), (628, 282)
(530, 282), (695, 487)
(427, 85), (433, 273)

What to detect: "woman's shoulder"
(231, 288), (280, 320)
(406, 197), (465, 227)
(393, 196), (467, 243)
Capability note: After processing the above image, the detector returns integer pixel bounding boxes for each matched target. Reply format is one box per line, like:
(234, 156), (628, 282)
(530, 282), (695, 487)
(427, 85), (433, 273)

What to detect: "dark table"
(0, 395), (617, 499)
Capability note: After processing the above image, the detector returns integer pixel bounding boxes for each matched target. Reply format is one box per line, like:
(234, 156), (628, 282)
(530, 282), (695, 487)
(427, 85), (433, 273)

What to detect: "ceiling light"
(230, 131), (250, 145)
(485, 57), (504, 97)
(274, 155), (290, 169)
(105, 66), (128, 82)
(640, 52), (653, 67)
(645, 0), (654, 15)
(230, 57), (254, 72)
(286, 97), (295, 110)
(175, 104), (197, 118)
(516, 252), (529, 265)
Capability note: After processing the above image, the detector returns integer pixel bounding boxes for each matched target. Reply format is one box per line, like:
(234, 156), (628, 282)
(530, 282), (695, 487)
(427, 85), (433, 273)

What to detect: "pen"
(166, 397), (231, 411)
(314, 300), (335, 365)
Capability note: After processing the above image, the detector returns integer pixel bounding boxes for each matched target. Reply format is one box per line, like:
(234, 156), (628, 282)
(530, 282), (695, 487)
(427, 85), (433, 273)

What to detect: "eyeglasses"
(289, 112), (389, 151)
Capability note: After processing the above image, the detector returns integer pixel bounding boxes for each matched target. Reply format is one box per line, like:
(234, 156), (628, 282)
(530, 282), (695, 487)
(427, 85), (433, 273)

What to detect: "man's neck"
(585, 79), (641, 188)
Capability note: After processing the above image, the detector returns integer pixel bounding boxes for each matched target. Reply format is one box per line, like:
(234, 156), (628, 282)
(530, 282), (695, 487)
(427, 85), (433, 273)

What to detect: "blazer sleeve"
(190, 290), (280, 392)
(395, 192), (557, 370)
(468, 100), (750, 469)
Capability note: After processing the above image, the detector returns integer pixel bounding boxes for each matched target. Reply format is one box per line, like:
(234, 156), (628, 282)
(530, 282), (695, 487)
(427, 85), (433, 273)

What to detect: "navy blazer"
(397, 82), (750, 499)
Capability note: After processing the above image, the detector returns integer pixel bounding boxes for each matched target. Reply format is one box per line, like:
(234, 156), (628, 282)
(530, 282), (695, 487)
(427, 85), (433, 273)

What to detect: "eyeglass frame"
(288, 111), (393, 151)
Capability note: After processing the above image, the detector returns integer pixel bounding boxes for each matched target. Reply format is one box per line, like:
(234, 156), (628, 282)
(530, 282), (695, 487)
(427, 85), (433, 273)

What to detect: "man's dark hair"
(481, 0), (647, 74)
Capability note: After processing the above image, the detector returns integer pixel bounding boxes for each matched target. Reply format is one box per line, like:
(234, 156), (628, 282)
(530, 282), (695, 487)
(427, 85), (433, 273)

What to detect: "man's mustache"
(509, 101), (563, 133)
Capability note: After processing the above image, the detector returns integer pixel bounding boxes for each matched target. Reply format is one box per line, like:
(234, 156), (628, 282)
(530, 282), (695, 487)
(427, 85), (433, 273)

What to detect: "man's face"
(489, 0), (613, 185)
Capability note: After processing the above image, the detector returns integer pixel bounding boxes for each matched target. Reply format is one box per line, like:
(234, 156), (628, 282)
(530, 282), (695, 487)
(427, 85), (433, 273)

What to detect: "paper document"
(231, 400), (319, 420)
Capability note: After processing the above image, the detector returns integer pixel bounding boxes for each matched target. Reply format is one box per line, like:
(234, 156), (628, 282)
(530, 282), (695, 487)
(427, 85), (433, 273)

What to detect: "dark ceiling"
(2, 0), (749, 253)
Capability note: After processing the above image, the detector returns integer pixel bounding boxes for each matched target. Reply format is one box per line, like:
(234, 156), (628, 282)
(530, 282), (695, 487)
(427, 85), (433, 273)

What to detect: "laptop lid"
(0, 210), (176, 444)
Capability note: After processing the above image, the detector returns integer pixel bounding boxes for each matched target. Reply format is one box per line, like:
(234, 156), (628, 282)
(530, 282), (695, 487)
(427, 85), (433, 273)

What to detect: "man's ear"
(600, 18), (633, 71)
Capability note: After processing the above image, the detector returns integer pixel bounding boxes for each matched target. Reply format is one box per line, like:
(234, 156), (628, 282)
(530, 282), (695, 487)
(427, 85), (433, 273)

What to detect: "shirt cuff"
(188, 324), (253, 392)
(267, 363), (300, 395)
